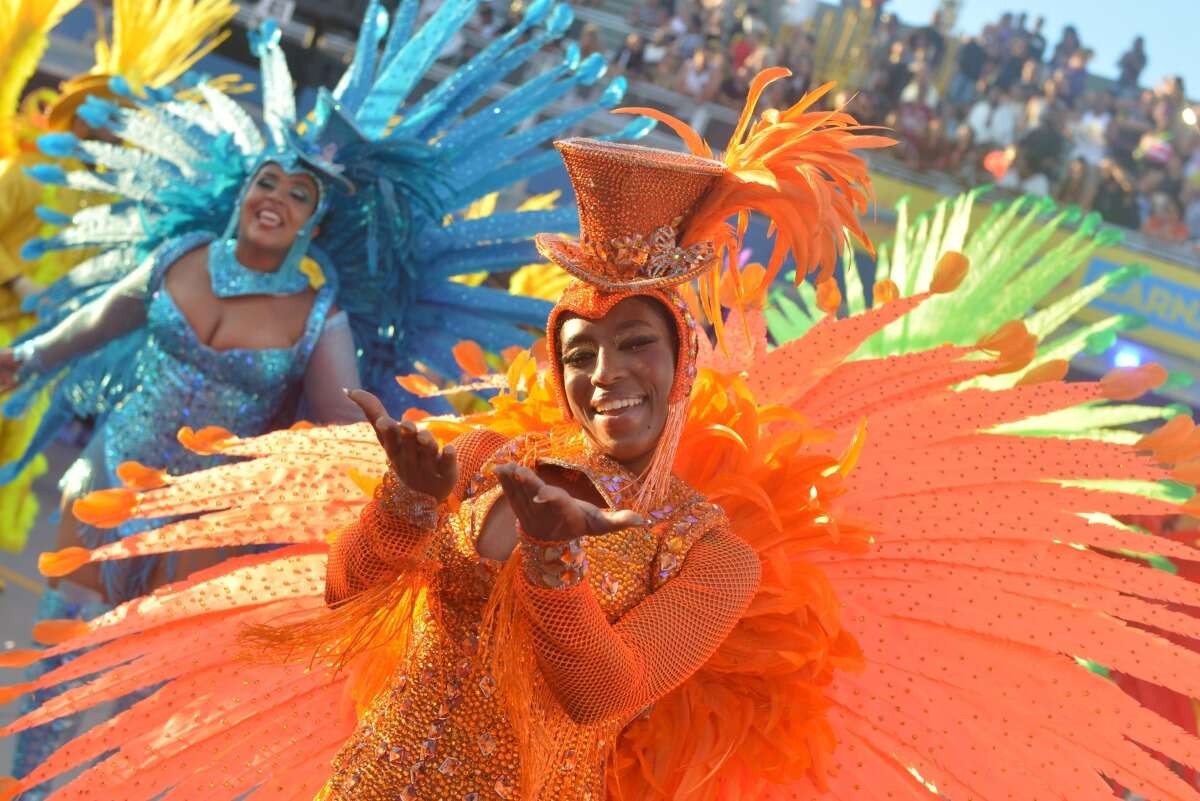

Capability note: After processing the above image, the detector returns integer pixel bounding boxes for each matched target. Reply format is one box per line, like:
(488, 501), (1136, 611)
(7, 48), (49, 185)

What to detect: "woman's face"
(559, 296), (678, 474)
(237, 163), (320, 255)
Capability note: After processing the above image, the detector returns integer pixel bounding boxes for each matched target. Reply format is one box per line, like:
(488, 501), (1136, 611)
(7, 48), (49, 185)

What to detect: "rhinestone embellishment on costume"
(578, 220), (715, 286)
(319, 430), (727, 799)
(494, 775), (516, 798)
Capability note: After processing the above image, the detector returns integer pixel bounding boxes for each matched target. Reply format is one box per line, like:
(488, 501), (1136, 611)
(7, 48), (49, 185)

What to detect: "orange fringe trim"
(239, 557), (434, 717)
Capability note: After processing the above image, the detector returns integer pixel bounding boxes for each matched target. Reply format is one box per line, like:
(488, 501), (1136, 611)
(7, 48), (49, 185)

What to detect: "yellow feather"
(96, 0), (238, 89)
(449, 271), (488, 286)
(0, 0), (83, 155)
(461, 191), (498, 220)
(508, 261), (572, 301)
(516, 190), (561, 212)
(298, 256), (325, 289)
(345, 467), (382, 499)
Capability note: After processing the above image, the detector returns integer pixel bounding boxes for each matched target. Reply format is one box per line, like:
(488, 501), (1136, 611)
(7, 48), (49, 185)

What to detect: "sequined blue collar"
(207, 237), (313, 298)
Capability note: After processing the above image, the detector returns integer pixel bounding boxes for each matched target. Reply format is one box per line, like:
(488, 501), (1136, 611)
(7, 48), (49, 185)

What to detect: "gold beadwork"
(318, 432), (721, 801)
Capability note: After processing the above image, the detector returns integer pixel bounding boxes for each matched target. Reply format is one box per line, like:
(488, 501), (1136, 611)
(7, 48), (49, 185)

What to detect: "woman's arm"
(301, 308), (363, 424)
(10, 254), (153, 373)
(518, 521), (760, 724)
(325, 427), (509, 604)
(324, 471), (441, 604)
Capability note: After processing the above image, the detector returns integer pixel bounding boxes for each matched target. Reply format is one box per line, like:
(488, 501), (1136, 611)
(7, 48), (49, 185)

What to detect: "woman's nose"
(591, 346), (627, 386)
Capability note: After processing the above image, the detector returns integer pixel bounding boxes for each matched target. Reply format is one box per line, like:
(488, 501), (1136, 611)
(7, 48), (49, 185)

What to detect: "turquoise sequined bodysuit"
(60, 231), (336, 599)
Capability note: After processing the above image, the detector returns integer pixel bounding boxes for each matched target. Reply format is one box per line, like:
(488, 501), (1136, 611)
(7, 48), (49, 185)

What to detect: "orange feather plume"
(617, 70), (893, 336)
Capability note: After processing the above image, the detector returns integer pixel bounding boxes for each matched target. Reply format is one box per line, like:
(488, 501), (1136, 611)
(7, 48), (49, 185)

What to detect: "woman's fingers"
(493, 466), (522, 520)
(494, 463), (531, 503)
(495, 464), (539, 527)
(500, 465), (533, 489)
(590, 508), (648, 535)
(345, 390), (457, 501)
(435, 443), (457, 482)
(414, 429), (439, 477)
(346, 389), (398, 456)
(496, 464), (652, 540)
(511, 466), (557, 522)
(528, 480), (571, 507)
(348, 390), (421, 478)
(380, 420), (408, 473)
(345, 388), (386, 424)
(392, 421), (420, 479)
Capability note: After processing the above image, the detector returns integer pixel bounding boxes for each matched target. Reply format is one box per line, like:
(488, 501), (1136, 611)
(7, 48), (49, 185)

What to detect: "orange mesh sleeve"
(519, 523), (760, 724)
(325, 428), (509, 604)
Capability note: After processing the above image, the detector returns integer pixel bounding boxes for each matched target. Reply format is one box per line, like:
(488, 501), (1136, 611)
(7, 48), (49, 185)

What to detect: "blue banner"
(1086, 258), (1200, 342)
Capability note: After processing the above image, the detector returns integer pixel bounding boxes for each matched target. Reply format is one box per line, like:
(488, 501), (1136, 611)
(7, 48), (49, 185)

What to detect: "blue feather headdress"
(14, 0), (654, 417)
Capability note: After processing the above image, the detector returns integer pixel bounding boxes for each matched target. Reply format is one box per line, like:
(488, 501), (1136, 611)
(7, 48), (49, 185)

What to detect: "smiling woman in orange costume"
(0, 72), (890, 799)
(299, 84), (889, 797)
(317, 139), (780, 800)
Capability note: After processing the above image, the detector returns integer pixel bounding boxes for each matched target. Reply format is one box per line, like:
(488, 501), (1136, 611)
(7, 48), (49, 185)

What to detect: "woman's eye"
(256, 177), (276, 189)
(563, 351), (594, 368)
(624, 336), (657, 351)
(291, 190), (311, 204)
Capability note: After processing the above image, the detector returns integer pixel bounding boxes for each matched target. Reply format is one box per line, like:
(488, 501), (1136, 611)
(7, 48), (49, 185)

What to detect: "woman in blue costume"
(0, 0), (647, 791)
(0, 150), (362, 592)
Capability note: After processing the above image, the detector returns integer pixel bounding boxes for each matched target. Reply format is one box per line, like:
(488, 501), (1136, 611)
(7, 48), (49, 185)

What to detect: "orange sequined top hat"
(535, 138), (727, 293)
(543, 69), (892, 339)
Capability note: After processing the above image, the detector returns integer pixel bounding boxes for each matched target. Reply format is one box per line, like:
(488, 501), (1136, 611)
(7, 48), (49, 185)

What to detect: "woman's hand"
(494, 463), (646, 542)
(346, 389), (458, 503)
(0, 349), (22, 394)
(11, 276), (44, 302)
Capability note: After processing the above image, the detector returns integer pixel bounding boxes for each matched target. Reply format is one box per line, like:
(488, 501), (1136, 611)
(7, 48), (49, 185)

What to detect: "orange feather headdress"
(537, 69), (891, 510)
(617, 69), (890, 328)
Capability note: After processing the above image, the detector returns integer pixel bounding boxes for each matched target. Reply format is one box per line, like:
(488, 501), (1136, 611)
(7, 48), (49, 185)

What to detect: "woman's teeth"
(594, 397), (643, 415)
(257, 209), (283, 228)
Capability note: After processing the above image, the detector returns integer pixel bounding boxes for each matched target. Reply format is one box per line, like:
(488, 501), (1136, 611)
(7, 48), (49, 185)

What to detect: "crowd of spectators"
(602, 1), (818, 120)
(576, 0), (1200, 252)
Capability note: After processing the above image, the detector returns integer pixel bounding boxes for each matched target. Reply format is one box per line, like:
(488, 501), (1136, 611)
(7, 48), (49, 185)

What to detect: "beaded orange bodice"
(317, 432), (755, 801)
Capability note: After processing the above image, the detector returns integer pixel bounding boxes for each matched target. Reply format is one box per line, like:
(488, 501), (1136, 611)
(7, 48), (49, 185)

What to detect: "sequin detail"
(207, 235), (314, 298)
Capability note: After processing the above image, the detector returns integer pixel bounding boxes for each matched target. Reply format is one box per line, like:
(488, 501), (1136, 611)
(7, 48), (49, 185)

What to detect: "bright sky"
(886, 0), (1198, 96)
